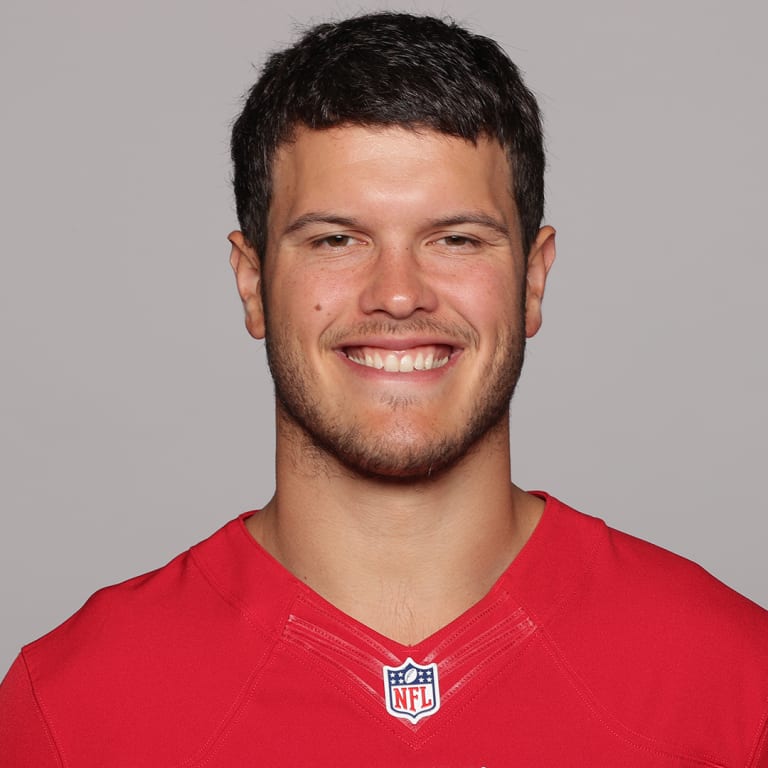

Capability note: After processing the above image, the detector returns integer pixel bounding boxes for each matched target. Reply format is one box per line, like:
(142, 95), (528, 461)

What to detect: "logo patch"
(382, 657), (441, 723)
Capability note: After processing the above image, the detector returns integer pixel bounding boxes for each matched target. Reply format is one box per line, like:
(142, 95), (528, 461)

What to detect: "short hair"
(231, 12), (545, 260)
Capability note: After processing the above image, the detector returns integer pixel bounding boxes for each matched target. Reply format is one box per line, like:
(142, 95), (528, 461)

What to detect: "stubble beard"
(264, 317), (525, 481)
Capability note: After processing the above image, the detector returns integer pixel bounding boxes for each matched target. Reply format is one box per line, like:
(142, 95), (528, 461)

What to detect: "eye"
(432, 234), (483, 249)
(311, 234), (360, 249)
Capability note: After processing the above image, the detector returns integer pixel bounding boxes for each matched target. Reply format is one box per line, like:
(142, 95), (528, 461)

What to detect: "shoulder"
(25, 534), (226, 677)
(13, 517), (274, 765)
(540, 497), (768, 765)
(593, 513), (768, 654)
(537, 495), (768, 640)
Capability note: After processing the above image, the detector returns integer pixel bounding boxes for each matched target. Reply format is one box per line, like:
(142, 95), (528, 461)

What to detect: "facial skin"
(230, 126), (555, 480)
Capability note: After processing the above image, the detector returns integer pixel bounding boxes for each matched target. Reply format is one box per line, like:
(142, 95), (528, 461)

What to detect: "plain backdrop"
(1, 0), (766, 675)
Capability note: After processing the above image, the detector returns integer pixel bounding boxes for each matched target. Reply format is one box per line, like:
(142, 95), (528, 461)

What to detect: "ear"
(228, 230), (265, 339)
(524, 225), (556, 338)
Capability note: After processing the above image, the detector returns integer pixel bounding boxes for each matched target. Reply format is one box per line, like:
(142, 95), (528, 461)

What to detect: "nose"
(358, 245), (439, 318)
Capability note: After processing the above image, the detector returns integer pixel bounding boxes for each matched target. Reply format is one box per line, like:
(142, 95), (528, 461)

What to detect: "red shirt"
(2, 495), (767, 766)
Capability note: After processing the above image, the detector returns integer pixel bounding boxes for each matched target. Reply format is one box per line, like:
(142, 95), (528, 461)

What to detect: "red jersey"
(2, 495), (767, 766)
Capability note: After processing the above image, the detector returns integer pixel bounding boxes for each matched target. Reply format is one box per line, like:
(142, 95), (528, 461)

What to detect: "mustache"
(322, 318), (479, 348)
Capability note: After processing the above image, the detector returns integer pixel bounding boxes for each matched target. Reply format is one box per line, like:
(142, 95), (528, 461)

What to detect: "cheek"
(270, 267), (346, 337)
(301, 263), (361, 311)
(441, 267), (522, 329)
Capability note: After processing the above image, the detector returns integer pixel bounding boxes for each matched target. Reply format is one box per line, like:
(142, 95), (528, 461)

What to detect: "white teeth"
(347, 349), (449, 372)
(384, 353), (399, 372)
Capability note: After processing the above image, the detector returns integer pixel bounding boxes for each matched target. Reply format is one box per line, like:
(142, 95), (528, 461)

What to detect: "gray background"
(1, 0), (766, 676)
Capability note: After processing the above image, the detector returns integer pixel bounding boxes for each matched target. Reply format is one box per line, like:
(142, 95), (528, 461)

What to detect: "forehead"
(268, 125), (516, 229)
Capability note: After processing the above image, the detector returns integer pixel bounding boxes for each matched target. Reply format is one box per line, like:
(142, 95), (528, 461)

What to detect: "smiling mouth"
(344, 345), (452, 373)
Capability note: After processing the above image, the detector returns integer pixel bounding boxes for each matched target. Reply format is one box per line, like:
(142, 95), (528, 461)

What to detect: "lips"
(344, 344), (453, 373)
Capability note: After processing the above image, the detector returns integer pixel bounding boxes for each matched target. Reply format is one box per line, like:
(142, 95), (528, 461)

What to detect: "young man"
(1, 12), (767, 767)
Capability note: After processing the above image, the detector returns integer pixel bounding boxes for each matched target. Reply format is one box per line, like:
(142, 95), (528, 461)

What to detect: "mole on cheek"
(314, 304), (322, 311)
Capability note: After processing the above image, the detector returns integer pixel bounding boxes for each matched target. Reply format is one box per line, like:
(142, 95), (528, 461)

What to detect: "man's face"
(232, 125), (553, 479)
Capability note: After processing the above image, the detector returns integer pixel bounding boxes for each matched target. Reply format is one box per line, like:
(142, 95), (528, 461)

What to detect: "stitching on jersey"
(293, 577), (516, 662)
(513, 514), (606, 630)
(285, 601), (536, 703)
(278, 605), (541, 750)
(178, 648), (281, 768)
(290, 592), (402, 661)
(394, 621), (542, 748)
(279, 637), (421, 747)
(435, 617), (537, 710)
(19, 651), (65, 768)
(173, 553), (296, 768)
(421, 594), (519, 663)
(285, 613), (392, 677)
(434, 608), (534, 678)
(421, 626), (540, 739)
(539, 628), (728, 767)
(179, 592), (303, 768)
(284, 622), (387, 702)
(747, 698), (768, 768)
(188, 546), (275, 636)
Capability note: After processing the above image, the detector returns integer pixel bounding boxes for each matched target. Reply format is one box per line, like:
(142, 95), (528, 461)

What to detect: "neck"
(247, 417), (543, 644)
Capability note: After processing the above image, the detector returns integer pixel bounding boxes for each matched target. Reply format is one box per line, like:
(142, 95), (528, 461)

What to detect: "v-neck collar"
(190, 493), (605, 743)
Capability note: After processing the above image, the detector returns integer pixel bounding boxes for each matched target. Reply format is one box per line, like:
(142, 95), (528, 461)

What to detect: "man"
(1, 12), (766, 766)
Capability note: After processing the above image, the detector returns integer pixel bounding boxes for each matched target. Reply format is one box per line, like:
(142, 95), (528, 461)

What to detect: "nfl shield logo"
(382, 657), (441, 723)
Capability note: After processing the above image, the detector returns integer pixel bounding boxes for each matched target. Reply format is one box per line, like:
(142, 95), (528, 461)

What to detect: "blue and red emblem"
(382, 657), (441, 723)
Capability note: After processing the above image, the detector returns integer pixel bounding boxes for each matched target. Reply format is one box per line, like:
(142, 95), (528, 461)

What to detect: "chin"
(287, 410), (509, 483)
(336, 444), (465, 482)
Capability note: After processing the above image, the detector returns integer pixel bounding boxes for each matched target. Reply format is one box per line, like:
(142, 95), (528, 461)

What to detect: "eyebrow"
(425, 212), (512, 239)
(282, 212), (361, 237)
(281, 210), (512, 239)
